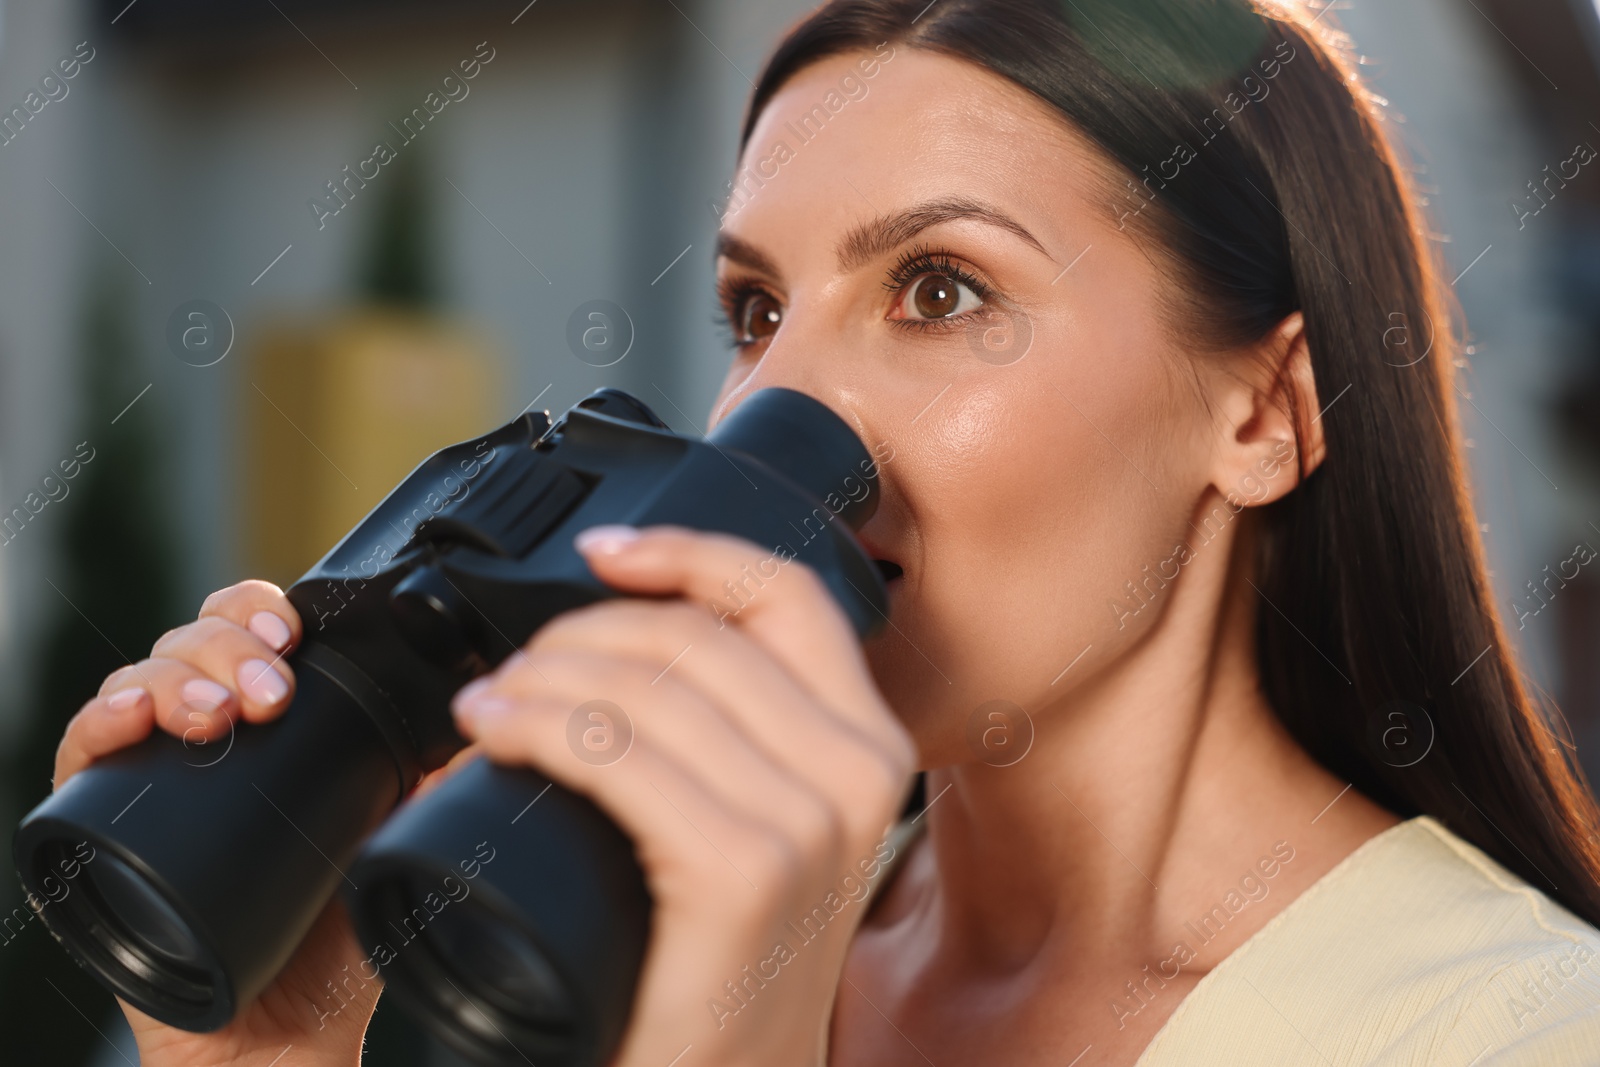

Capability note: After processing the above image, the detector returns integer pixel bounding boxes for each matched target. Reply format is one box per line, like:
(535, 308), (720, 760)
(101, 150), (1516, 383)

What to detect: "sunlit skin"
(53, 47), (1399, 1067)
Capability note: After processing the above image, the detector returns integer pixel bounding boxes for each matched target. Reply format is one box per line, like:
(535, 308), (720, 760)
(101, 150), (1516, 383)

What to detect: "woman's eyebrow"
(714, 197), (1056, 282)
(715, 233), (783, 279)
(835, 197), (1056, 270)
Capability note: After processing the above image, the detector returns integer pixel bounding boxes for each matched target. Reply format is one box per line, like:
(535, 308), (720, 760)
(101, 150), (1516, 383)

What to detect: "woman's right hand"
(53, 580), (382, 1067)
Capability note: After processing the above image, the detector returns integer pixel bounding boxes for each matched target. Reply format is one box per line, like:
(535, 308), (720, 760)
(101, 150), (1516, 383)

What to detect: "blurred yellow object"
(241, 306), (498, 587)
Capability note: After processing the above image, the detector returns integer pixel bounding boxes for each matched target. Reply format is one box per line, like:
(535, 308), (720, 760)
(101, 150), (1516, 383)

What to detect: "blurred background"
(1, 0), (1599, 1062)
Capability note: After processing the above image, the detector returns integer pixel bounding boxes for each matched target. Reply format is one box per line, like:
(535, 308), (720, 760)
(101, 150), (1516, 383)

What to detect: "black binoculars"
(13, 386), (889, 1066)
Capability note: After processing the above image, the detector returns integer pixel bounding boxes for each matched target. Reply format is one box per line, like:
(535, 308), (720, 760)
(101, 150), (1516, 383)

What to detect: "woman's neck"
(879, 511), (1398, 988)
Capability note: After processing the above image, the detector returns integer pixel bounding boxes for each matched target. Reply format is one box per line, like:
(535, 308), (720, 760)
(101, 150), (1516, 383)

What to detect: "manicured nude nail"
(248, 610), (292, 652)
(575, 524), (640, 555)
(106, 687), (147, 713)
(453, 694), (517, 725)
(454, 677), (494, 708)
(237, 659), (289, 706)
(181, 677), (232, 712)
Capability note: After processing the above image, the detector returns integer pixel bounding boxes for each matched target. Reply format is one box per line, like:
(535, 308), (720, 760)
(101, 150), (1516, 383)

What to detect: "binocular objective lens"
(87, 852), (209, 969)
(426, 898), (572, 1024)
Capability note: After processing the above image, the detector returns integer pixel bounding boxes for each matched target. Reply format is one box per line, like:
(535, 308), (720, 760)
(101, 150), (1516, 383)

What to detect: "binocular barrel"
(13, 645), (406, 1030)
(13, 386), (888, 1067)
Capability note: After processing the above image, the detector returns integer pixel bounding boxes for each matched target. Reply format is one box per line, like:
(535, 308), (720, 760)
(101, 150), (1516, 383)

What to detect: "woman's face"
(709, 48), (1226, 765)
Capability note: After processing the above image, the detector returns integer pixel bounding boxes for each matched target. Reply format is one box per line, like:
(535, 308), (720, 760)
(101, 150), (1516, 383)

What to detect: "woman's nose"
(708, 316), (859, 437)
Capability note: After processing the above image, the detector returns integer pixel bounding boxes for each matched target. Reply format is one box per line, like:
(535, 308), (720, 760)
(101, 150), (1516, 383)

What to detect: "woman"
(55, 0), (1600, 1063)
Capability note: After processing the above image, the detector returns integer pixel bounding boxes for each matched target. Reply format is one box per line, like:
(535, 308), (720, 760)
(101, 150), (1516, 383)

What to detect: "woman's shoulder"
(1136, 814), (1600, 1066)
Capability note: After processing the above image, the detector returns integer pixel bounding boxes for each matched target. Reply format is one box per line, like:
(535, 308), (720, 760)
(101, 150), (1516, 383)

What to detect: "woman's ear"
(1210, 311), (1326, 507)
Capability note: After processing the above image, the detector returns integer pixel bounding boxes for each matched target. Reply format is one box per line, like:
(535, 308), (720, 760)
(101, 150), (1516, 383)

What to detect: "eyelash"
(713, 244), (997, 348)
(883, 244), (995, 318)
(713, 276), (765, 348)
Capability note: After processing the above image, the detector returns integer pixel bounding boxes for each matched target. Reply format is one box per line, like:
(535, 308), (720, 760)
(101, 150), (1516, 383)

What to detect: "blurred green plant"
(357, 140), (440, 309)
(0, 268), (182, 1064)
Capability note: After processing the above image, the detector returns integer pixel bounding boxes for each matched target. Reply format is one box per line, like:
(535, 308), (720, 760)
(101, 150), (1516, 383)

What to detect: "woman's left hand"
(450, 524), (917, 1067)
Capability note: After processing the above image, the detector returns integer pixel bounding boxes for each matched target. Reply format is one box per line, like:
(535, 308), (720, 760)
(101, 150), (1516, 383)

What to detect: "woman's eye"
(737, 291), (782, 342)
(896, 272), (984, 320)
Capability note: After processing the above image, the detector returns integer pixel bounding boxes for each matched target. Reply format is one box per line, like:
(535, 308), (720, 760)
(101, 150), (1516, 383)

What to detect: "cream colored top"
(1133, 815), (1600, 1065)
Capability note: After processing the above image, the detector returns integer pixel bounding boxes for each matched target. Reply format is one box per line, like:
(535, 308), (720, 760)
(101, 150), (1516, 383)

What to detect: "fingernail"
(454, 677), (494, 708)
(575, 524), (641, 556)
(106, 687), (147, 713)
(237, 659), (289, 706)
(453, 694), (517, 725)
(248, 611), (292, 652)
(181, 678), (232, 712)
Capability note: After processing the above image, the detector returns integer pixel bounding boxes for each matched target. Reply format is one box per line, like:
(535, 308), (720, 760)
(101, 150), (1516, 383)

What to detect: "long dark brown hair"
(738, 0), (1600, 926)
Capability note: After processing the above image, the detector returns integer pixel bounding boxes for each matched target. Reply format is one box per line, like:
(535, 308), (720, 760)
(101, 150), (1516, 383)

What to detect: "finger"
(55, 687), (156, 787)
(99, 657), (240, 745)
(526, 601), (908, 793)
(462, 648), (846, 859)
(573, 525), (882, 719)
(197, 579), (301, 655)
(149, 616), (294, 722)
(460, 696), (806, 908)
